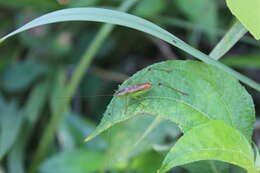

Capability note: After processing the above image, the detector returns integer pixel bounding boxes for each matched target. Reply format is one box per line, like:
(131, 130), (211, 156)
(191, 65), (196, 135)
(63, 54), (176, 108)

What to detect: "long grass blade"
(1, 8), (259, 91)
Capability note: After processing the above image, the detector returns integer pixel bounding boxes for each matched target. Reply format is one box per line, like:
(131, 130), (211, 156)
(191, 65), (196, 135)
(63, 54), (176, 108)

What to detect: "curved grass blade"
(0, 8), (259, 91)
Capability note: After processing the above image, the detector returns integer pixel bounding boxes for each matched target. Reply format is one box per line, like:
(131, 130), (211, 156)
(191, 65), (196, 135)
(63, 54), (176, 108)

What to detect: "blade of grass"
(0, 8), (259, 91)
(209, 20), (248, 60)
(28, 1), (138, 173)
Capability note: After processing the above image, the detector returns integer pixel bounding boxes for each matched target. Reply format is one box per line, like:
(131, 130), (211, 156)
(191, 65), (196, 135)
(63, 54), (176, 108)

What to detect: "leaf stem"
(209, 20), (248, 60)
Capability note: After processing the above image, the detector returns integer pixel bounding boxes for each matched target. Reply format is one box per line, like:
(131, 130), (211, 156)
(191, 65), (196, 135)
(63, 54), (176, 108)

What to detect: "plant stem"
(28, 1), (138, 173)
(209, 20), (248, 60)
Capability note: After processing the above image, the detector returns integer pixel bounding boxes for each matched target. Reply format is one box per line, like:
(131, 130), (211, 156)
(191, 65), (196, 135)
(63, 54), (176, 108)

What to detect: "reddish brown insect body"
(115, 82), (152, 97)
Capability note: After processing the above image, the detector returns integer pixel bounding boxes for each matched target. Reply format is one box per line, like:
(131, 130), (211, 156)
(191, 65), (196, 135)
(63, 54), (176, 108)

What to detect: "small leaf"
(39, 149), (105, 173)
(158, 120), (257, 173)
(226, 0), (260, 39)
(0, 98), (24, 159)
(85, 60), (255, 142)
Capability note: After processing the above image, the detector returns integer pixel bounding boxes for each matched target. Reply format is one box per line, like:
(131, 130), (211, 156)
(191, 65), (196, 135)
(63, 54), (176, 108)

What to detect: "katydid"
(84, 67), (188, 145)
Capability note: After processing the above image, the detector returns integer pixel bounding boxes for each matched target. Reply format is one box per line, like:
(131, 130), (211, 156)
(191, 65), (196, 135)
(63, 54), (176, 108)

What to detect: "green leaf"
(130, 151), (165, 173)
(39, 149), (105, 173)
(0, 98), (24, 160)
(0, 60), (48, 92)
(226, 0), (260, 40)
(102, 115), (179, 167)
(0, 7), (259, 91)
(158, 120), (257, 173)
(85, 60), (255, 142)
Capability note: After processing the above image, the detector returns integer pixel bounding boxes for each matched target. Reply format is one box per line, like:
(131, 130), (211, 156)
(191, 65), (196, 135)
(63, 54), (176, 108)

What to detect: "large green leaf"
(226, 0), (260, 40)
(85, 60), (255, 142)
(0, 7), (259, 91)
(158, 120), (257, 173)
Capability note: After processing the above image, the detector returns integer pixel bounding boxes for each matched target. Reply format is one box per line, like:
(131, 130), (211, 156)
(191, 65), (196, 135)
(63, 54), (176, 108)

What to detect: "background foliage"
(0, 0), (259, 173)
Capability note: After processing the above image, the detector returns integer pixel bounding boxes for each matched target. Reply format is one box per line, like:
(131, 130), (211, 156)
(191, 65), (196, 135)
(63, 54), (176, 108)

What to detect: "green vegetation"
(0, 0), (259, 173)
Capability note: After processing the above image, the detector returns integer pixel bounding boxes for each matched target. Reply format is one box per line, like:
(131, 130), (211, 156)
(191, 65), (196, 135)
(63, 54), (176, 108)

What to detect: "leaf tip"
(84, 136), (93, 142)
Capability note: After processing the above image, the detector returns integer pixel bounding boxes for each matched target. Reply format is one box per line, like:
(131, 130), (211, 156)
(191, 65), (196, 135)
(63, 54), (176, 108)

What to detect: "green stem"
(209, 20), (248, 60)
(28, 1), (138, 173)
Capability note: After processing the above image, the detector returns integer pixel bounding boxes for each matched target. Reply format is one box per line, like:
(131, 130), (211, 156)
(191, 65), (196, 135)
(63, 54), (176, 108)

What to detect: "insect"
(84, 67), (188, 144)
(110, 67), (188, 118)
(115, 82), (152, 98)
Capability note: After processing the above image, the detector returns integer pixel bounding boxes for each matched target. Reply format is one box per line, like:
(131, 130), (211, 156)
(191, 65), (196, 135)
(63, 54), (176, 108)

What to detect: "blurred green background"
(0, 0), (259, 173)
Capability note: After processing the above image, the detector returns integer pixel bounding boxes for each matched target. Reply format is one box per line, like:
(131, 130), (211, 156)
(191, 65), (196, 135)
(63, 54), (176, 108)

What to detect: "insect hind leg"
(158, 82), (188, 96)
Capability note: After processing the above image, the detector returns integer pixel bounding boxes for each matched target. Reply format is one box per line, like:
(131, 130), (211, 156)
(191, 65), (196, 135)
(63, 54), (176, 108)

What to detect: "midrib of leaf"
(85, 95), (210, 142)
(142, 96), (210, 119)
